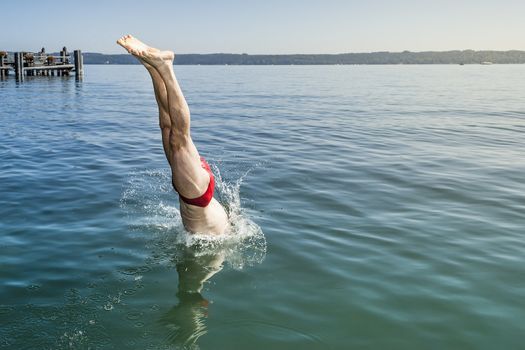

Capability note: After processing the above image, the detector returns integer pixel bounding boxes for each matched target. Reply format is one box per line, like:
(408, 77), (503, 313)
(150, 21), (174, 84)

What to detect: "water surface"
(1, 65), (524, 349)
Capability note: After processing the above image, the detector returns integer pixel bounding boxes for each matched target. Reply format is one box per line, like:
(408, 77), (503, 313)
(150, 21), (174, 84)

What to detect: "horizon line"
(4, 49), (525, 55)
(89, 49), (525, 56)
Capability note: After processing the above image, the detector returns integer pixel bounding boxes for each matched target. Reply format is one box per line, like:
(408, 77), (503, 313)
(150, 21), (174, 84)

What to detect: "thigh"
(170, 142), (210, 198)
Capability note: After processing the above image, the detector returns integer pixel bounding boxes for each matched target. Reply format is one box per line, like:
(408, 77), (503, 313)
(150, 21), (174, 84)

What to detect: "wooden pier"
(0, 47), (83, 81)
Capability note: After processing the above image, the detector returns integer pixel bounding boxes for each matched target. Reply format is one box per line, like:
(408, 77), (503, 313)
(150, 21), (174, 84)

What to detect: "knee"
(159, 122), (171, 132)
(159, 112), (171, 129)
(169, 131), (190, 150)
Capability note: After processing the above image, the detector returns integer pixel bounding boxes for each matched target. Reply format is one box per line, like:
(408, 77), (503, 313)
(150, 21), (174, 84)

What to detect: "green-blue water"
(1, 65), (524, 349)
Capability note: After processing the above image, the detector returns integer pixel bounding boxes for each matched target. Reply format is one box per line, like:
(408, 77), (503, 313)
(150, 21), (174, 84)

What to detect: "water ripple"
(1, 65), (525, 349)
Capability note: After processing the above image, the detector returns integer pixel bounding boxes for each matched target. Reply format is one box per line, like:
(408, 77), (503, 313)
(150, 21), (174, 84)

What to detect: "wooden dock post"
(59, 47), (66, 77)
(14, 52), (24, 81)
(0, 54), (4, 79)
(61, 47), (68, 64)
(74, 50), (83, 80)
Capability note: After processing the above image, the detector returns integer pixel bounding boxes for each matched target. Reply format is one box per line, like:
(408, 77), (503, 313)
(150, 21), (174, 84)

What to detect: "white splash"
(120, 163), (266, 269)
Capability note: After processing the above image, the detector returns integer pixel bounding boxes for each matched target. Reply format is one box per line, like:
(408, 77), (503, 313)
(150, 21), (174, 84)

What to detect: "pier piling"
(74, 50), (83, 80)
(14, 52), (24, 81)
(0, 55), (4, 79)
(61, 47), (67, 65)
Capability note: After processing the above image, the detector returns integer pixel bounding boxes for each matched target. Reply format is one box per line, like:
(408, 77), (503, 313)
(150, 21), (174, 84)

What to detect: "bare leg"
(117, 36), (172, 163)
(143, 62), (173, 164)
(117, 36), (213, 199)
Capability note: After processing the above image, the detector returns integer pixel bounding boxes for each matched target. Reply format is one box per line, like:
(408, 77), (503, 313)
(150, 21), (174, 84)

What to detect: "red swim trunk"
(173, 157), (215, 207)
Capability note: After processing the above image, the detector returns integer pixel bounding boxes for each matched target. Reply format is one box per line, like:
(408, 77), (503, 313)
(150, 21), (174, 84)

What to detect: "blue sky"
(1, 0), (524, 54)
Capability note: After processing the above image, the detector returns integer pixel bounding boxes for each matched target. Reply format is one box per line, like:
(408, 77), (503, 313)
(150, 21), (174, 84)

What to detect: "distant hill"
(83, 50), (525, 65)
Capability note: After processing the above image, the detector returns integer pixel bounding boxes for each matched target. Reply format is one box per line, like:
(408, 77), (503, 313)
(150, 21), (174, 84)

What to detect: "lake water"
(1, 64), (524, 349)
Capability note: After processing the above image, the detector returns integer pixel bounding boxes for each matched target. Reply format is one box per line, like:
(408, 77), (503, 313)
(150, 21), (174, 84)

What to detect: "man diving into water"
(117, 35), (229, 235)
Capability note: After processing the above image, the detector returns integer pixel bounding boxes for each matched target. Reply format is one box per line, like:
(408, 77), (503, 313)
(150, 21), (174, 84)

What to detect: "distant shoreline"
(81, 50), (525, 65)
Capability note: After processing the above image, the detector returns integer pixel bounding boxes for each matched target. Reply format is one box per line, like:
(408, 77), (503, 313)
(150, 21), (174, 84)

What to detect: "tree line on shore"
(82, 50), (525, 65)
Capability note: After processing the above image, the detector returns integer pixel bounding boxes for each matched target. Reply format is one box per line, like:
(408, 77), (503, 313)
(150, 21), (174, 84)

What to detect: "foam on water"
(120, 163), (266, 269)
